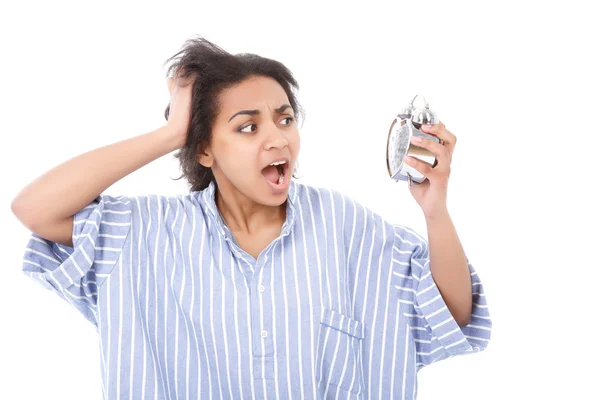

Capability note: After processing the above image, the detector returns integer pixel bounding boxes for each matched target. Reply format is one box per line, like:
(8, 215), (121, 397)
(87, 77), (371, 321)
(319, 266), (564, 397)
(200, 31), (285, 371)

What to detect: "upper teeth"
(270, 161), (286, 166)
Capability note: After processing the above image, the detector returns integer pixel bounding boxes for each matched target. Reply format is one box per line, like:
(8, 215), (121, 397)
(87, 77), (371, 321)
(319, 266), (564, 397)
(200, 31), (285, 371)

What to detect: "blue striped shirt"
(22, 179), (492, 399)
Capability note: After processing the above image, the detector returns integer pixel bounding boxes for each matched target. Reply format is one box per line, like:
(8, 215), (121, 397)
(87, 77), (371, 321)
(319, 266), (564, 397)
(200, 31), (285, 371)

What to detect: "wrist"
(424, 207), (451, 223)
(155, 125), (185, 153)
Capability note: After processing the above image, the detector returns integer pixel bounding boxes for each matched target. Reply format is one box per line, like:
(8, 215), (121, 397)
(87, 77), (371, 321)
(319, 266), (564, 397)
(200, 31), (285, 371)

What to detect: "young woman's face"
(200, 75), (300, 206)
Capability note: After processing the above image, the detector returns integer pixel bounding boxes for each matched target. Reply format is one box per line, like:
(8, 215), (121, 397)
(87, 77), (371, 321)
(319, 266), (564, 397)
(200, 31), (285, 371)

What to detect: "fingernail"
(411, 136), (422, 143)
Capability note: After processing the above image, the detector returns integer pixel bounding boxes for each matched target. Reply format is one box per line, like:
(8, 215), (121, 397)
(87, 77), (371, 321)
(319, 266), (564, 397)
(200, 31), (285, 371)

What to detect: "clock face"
(386, 118), (411, 177)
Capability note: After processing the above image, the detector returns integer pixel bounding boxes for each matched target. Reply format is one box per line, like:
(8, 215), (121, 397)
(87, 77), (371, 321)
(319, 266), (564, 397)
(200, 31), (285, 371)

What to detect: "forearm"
(425, 210), (472, 326)
(11, 125), (179, 229)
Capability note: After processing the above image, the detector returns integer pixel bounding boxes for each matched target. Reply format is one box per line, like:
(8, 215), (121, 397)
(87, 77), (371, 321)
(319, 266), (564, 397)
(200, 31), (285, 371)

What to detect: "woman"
(13, 36), (491, 399)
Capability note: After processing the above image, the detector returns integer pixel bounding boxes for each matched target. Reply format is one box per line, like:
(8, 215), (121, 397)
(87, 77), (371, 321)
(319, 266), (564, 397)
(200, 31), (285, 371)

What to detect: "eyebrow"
(228, 104), (292, 122)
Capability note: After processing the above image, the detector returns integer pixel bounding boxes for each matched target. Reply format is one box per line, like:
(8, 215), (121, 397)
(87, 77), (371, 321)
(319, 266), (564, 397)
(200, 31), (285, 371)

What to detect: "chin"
(255, 188), (288, 207)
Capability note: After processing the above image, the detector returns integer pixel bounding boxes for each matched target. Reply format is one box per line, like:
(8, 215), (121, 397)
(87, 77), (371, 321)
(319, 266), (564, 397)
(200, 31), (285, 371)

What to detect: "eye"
(237, 117), (294, 133)
(238, 123), (257, 133)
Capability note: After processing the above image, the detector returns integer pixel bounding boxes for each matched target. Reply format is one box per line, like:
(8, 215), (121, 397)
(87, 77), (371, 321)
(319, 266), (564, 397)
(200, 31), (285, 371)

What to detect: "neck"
(214, 184), (286, 235)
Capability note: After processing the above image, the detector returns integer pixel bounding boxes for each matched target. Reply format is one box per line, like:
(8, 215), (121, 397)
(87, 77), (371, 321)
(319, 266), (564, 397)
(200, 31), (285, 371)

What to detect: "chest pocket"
(315, 309), (366, 397)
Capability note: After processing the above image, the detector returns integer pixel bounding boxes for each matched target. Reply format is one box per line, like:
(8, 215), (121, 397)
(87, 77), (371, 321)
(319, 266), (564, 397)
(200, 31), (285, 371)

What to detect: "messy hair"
(162, 36), (305, 192)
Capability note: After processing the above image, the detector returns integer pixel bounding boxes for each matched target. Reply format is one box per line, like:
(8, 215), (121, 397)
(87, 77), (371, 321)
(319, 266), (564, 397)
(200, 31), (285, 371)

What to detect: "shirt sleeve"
(21, 194), (132, 327)
(391, 224), (492, 370)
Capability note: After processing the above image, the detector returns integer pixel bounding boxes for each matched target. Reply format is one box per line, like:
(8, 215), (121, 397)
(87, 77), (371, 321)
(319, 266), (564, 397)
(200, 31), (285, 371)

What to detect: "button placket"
(250, 260), (274, 354)
(250, 259), (275, 379)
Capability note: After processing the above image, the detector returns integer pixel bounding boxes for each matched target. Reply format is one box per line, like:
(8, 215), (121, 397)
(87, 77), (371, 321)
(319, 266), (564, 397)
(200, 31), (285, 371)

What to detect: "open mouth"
(261, 161), (288, 186)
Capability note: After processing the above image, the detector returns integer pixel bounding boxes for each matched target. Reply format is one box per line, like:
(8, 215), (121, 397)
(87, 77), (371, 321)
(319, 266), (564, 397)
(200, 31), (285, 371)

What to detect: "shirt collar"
(198, 179), (299, 240)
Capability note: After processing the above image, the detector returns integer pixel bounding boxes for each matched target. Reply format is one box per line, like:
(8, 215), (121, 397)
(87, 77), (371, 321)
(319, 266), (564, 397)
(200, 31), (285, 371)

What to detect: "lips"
(263, 167), (290, 195)
(261, 160), (288, 184)
(261, 157), (290, 171)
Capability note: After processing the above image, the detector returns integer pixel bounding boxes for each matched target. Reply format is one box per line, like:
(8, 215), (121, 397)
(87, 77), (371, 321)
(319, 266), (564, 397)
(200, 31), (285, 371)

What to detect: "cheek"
(289, 131), (301, 152)
(223, 146), (259, 174)
(212, 138), (249, 166)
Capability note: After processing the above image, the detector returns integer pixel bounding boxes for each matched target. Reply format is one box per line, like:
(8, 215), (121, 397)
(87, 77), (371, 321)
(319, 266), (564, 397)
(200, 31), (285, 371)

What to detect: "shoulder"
(293, 181), (358, 211)
(296, 183), (427, 239)
(292, 182), (427, 256)
(292, 181), (394, 234)
(108, 192), (205, 225)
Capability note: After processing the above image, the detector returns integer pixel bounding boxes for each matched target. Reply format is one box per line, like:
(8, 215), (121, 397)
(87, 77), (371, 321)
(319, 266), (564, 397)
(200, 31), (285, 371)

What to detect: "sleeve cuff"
(414, 259), (492, 363)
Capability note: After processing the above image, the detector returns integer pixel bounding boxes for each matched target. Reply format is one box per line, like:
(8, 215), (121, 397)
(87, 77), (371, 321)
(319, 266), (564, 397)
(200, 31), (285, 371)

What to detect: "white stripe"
(395, 285), (416, 293)
(290, 227), (305, 398)
(378, 245), (394, 399)
(297, 199), (317, 399)
(432, 316), (454, 330)
(269, 245), (281, 400)
(466, 324), (493, 331)
(219, 238), (233, 399)
(438, 327), (461, 340)
(25, 248), (60, 264)
(445, 337), (469, 350)
(393, 271), (412, 278)
(368, 217), (386, 394)
(419, 294), (442, 308)
(466, 335), (490, 342)
(425, 305), (448, 320)
(281, 239), (293, 399)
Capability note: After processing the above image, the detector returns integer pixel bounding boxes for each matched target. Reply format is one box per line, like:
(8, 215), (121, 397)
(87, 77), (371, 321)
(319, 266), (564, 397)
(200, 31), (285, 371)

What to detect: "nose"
(263, 121), (288, 150)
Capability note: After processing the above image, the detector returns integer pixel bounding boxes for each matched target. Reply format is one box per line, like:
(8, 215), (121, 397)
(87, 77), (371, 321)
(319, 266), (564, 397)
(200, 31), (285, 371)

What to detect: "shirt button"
(261, 330), (268, 338)
(259, 285), (265, 293)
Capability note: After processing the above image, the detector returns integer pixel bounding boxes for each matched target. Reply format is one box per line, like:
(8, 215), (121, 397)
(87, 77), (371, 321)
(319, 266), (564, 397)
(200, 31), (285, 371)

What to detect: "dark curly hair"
(162, 35), (305, 193)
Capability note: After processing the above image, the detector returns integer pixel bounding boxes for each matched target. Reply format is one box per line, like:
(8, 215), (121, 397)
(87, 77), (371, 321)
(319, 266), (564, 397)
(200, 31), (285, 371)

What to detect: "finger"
(174, 70), (195, 88)
(422, 122), (457, 147)
(404, 155), (434, 178)
(410, 135), (450, 162)
(420, 121), (445, 135)
(421, 122), (457, 147)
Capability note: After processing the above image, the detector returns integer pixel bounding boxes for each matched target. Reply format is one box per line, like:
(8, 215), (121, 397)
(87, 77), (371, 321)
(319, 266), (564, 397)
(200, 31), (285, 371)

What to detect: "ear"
(197, 147), (214, 168)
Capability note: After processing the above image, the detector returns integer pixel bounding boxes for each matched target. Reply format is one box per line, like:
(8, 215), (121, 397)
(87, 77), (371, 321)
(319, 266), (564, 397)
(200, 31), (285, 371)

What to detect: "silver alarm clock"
(386, 94), (440, 185)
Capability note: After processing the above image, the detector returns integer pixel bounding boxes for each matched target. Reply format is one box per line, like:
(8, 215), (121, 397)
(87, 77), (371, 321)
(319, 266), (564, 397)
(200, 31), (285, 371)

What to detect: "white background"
(1, 0), (598, 398)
